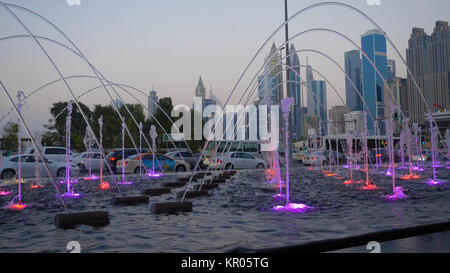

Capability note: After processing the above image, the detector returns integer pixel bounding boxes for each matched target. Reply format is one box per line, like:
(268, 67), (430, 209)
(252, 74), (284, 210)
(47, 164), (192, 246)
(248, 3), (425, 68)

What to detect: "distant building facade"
(288, 44), (303, 140)
(148, 89), (158, 119)
(328, 105), (347, 135)
(311, 80), (327, 135)
(361, 29), (388, 135)
(406, 21), (450, 125)
(344, 50), (363, 111)
(387, 59), (396, 82)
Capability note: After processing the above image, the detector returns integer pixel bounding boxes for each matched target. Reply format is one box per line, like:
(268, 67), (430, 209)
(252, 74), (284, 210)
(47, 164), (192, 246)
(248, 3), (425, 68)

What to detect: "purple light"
(272, 193), (285, 200)
(272, 202), (312, 213)
(342, 164), (350, 169)
(118, 181), (133, 185)
(61, 192), (81, 198)
(412, 166), (425, 172)
(382, 187), (408, 201)
(59, 179), (79, 184)
(147, 170), (163, 178)
(83, 175), (99, 181)
(385, 169), (393, 176)
(427, 179), (443, 186)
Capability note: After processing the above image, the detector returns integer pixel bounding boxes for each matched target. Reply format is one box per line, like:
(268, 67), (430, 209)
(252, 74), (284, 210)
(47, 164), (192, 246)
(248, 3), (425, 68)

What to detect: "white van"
(24, 146), (71, 162)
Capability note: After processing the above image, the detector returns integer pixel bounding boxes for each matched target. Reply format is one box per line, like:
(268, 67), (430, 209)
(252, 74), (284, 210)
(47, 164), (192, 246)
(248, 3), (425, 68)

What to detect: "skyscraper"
(258, 42), (283, 105)
(328, 105), (347, 135)
(406, 21), (449, 124)
(344, 50), (363, 111)
(311, 80), (327, 135)
(387, 59), (396, 82)
(148, 88), (158, 119)
(361, 29), (388, 134)
(305, 58), (315, 116)
(288, 44), (303, 140)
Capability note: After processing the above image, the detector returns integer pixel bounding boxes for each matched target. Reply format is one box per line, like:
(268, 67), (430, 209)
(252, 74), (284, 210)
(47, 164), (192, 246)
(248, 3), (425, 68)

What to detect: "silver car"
(209, 152), (266, 170)
(0, 154), (78, 179)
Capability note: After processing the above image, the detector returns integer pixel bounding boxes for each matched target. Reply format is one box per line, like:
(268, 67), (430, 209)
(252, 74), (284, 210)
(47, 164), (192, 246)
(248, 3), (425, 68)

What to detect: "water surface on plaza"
(0, 164), (448, 252)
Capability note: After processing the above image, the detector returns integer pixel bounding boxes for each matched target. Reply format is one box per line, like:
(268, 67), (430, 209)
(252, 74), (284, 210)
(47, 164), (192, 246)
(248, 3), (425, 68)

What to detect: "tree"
(0, 121), (18, 152)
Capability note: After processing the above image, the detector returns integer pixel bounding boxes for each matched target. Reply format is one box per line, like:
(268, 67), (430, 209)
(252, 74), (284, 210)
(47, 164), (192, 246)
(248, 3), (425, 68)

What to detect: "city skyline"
(0, 0), (449, 133)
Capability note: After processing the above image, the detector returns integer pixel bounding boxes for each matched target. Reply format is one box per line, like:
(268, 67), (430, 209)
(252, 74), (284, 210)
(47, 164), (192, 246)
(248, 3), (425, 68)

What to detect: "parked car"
(23, 146), (72, 163)
(116, 153), (190, 174)
(165, 151), (205, 169)
(79, 152), (104, 172)
(209, 152), (266, 170)
(302, 150), (329, 165)
(0, 154), (79, 179)
(293, 150), (308, 163)
(410, 149), (447, 162)
(106, 148), (152, 173)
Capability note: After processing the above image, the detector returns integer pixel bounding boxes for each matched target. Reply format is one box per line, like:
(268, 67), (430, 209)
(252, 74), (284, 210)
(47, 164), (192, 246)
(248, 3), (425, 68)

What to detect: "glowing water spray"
(98, 116), (110, 190)
(446, 129), (450, 168)
(400, 118), (420, 180)
(361, 112), (376, 190)
(272, 97), (311, 213)
(412, 123), (424, 172)
(61, 101), (80, 198)
(118, 121), (132, 185)
(427, 113), (441, 185)
(30, 130), (43, 189)
(343, 130), (357, 184)
(8, 91), (27, 210)
(83, 128), (97, 181)
(148, 125), (161, 177)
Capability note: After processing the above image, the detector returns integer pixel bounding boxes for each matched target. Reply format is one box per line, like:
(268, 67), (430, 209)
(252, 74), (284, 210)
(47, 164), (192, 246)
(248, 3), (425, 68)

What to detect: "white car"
(24, 146), (72, 162)
(77, 152), (105, 171)
(209, 152), (266, 170)
(0, 154), (78, 179)
(302, 151), (329, 165)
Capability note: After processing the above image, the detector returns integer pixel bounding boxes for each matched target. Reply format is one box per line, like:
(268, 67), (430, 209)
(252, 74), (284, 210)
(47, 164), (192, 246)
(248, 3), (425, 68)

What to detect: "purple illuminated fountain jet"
(272, 97), (311, 213)
(382, 100), (407, 201)
(83, 128), (98, 181)
(30, 131), (44, 189)
(412, 123), (424, 172)
(445, 129), (450, 168)
(118, 121), (132, 185)
(427, 113), (442, 185)
(61, 101), (80, 198)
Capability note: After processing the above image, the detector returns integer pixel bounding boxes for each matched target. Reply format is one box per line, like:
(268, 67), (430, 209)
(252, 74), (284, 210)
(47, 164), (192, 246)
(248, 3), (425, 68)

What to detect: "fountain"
(412, 123), (424, 172)
(446, 129), (450, 168)
(118, 121), (132, 185)
(343, 130), (359, 185)
(361, 112), (377, 190)
(400, 118), (420, 180)
(148, 125), (162, 178)
(83, 128), (98, 181)
(98, 116), (110, 190)
(398, 127), (406, 169)
(8, 91), (27, 210)
(272, 97), (311, 213)
(61, 101), (80, 198)
(427, 113), (442, 185)
(382, 100), (407, 200)
(30, 131), (44, 189)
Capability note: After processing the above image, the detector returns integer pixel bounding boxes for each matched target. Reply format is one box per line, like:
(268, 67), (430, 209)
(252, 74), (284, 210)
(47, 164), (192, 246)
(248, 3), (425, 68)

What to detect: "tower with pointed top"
(288, 44), (303, 140)
(258, 42), (283, 105)
(195, 76), (206, 99)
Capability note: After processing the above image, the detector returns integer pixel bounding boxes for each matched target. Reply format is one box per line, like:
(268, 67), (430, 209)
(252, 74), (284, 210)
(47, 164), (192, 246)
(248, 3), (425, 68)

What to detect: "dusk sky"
(0, 0), (449, 132)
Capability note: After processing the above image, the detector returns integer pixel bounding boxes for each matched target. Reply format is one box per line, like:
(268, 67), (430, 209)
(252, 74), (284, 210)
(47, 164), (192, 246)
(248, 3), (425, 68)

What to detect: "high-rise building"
(385, 78), (404, 131)
(311, 80), (327, 135)
(387, 59), (396, 82)
(344, 50), (363, 111)
(258, 42), (283, 104)
(305, 58), (315, 115)
(288, 44), (303, 140)
(328, 105), (347, 135)
(398, 78), (409, 118)
(406, 21), (449, 124)
(148, 89), (158, 119)
(361, 29), (388, 135)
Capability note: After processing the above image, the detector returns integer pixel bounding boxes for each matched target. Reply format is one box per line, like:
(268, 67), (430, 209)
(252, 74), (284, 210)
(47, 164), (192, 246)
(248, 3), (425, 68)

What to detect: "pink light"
(0, 191), (12, 196)
(99, 182), (110, 190)
(272, 203), (312, 213)
(147, 171), (163, 178)
(325, 172), (337, 177)
(362, 182), (377, 190)
(382, 187), (408, 201)
(343, 179), (361, 185)
(30, 185), (44, 189)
